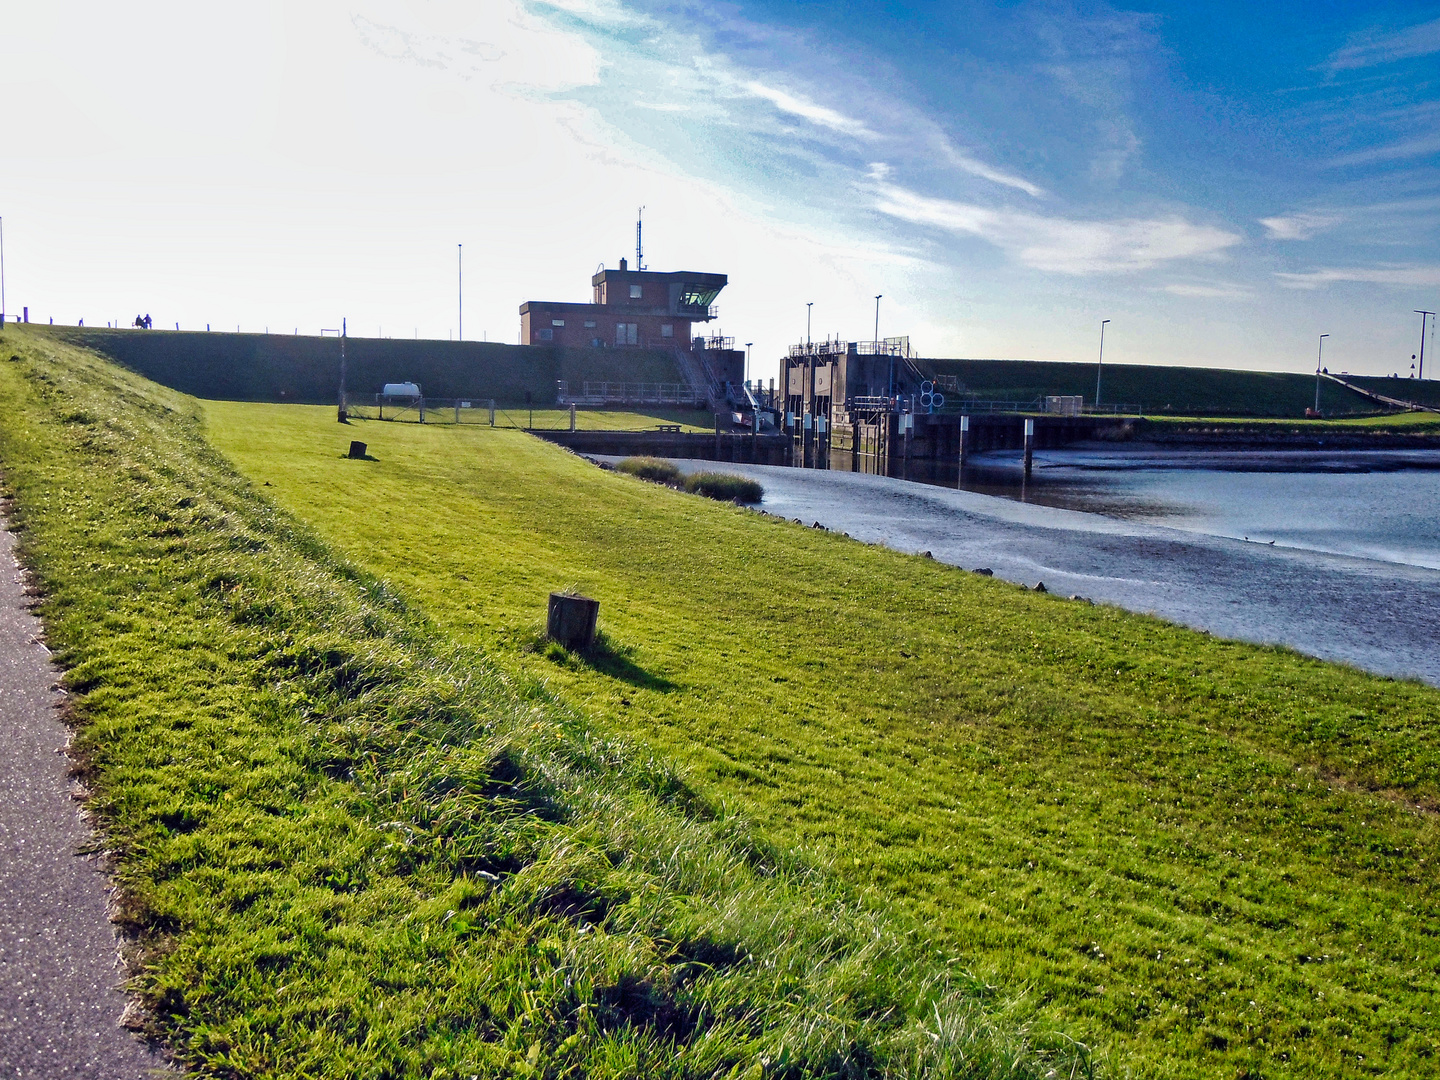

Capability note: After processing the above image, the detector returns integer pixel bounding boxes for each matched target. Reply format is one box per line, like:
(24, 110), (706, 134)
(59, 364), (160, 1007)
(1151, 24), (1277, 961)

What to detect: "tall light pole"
(458, 244), (463, 342)
(338, 317), (348, 423)
(0, 216), (6, 325)
(1094, 319), (1110, 408)
(806, 302), (813, 347)
(1314, 333), (1329, 414)
(874, 294), (882, 346)
(1416, 310), (1435, 380)
(745, 342), (752, 385)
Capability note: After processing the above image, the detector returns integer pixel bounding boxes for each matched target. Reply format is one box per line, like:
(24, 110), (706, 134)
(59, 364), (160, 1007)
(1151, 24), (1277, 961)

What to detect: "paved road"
(0, 520), (167, 1078)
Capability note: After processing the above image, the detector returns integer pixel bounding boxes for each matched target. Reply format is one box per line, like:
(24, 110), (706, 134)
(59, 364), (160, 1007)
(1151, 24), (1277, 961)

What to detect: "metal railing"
(855, 336), (913, 358)
(557, 380), (705, 406)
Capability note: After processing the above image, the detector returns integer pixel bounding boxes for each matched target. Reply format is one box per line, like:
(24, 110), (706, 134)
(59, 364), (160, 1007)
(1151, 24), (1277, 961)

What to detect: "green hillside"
(0, 325), (1081, 1077)
(204, 399), (1440, 1079)
(924, 358), (1382, 417)
(48, 325), (686, 405)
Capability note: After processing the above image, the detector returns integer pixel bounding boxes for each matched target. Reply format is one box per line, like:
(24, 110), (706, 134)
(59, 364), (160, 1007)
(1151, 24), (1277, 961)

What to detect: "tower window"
(630, 284), (643, 299)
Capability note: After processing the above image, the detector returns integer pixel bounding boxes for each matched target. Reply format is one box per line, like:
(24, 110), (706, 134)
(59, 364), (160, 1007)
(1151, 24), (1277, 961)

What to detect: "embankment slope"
(49, 325), (687, 405)
(0, 325), (1081, 1077)
(925, 357), (1385, 417)
(204, 397), (1440, 1079)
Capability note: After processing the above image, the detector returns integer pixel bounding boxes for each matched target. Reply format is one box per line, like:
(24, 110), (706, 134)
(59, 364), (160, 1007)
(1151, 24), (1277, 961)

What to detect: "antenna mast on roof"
(636, 206), (645, 271)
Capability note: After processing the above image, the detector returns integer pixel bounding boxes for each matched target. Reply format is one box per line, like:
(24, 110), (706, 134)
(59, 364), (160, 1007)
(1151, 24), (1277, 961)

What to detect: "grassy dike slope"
(0, 335), (1085, 1078)
(202, 400), (1440, 1079)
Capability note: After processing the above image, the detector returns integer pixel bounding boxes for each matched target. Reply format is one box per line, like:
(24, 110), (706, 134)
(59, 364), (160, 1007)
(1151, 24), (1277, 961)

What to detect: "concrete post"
(958, 414), (970, 472)
(1023, 417), (1035, 479)
(489, 400), (496, 426)
(569, 403), (577, 432)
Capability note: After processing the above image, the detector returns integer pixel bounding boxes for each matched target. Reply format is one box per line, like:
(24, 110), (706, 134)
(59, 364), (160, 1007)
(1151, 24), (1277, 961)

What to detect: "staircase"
(672, 347), (723, 406)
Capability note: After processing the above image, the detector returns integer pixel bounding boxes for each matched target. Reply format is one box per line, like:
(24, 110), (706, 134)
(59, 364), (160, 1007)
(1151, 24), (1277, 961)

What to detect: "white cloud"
(1259, 212), (1341, 240)
(1327, 16), (1440, 71)
(1161, 282), (1252, 299)
(1275, 265), (1440, 289)
(872, 184), (1240, 275)
(935, 140), (1046, 198)
(742, 80), (877, 139)
(1328, 132), (1440, 168)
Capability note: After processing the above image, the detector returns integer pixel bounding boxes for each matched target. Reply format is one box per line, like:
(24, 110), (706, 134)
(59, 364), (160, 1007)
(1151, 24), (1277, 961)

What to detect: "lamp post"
(1417, 310), (1435, 380)
(1314, 333), (1329, 414)
(338, 318), (348, 423)
(0, 216), (6, 326)
(458, 244), (463, 341)
(1094, 319), (1110, 408)
(874, 294), (882, 346)
(806, 302), (812, 347)
(745, 342), (752, 385)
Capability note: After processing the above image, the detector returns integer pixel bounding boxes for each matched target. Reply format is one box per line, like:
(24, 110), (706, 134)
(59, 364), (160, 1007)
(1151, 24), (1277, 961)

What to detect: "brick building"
(519, 259), (727, 350)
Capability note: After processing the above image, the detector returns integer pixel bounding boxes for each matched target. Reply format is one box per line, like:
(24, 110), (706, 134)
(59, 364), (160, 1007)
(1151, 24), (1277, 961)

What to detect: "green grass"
(683, 472), (765, 504)
(201, 398), (1440, 1079)
(616, 457), (686, 484)
(489, 409), (715, 432)
(1139, 411), (1440, 433)
(347, 407), (716, 432)
(0, 328), (1088, 1077)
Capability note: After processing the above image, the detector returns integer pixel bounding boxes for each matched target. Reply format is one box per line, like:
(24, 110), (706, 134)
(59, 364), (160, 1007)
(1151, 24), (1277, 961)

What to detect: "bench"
(655, 424), (682, 433)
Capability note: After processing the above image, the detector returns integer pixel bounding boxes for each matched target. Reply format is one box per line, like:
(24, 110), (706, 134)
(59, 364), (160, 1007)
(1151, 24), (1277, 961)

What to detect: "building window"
(537, 328), (554, 342)
(615, 322), (638, 346)
(552, 319), (565, 327)
(584, 320), (596, 328)
(629, 284), (643, 299)
(661, 324), (674, 338)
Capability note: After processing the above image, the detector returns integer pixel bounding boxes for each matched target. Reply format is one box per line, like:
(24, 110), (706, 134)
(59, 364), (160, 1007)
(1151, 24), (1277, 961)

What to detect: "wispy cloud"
(742, 80), (877, 140)
(1161, 282), (1252, 299)
(1275, 265), (1440, 289)
(1328, 132), (1440, 168)
(1259, 212), (1341, 240)
(872, 183), (1239, 275)
(935, 140), (1046, 198)
(1327, 16), (1440, 71)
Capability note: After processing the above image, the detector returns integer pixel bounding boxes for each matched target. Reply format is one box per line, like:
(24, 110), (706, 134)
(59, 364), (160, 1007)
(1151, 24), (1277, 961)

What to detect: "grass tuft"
(683, 471), (765, 503)
(615, 456), (683, 484)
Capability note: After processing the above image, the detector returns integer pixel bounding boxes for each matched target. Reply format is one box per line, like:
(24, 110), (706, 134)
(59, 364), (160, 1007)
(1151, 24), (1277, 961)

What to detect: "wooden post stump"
(547, 592), (599, 651)
(348, 441), (367, 459)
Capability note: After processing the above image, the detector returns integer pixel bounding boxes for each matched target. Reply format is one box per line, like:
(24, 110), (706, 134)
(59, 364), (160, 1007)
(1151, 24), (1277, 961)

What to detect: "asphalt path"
(0, 519), (167, 1078)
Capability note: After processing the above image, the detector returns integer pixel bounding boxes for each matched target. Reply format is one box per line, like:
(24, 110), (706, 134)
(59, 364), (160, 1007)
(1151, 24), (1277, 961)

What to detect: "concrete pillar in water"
(958, 414), (970, 474)
(1023, 417), (1035, 479)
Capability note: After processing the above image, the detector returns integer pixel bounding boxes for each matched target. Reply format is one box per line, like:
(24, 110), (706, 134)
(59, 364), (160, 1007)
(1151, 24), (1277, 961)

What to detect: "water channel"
(643, 450), (1440, 687)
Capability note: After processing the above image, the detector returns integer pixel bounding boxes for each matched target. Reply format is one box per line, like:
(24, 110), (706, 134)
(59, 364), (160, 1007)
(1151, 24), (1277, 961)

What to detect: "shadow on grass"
(535, 630), (678, 692)
(581, 632), (679, 692)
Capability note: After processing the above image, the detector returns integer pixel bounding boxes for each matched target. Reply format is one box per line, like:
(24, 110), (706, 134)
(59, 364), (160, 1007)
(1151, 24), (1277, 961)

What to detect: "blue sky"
(3, 1), (1439, 378)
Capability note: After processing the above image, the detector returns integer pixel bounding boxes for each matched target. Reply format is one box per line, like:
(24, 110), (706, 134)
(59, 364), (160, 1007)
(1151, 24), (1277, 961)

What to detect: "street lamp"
(458, 244), (463, 342)
(745, 342), (752, 385)
(806, 302), (813, 347)
(1416, 310), (1435, 380)
(1095, 319), (1110, 408)
(1314, 333), (1329, 414)
(874, 294), (882, 346)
